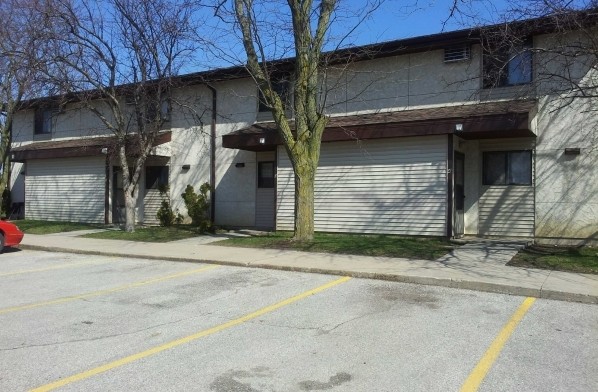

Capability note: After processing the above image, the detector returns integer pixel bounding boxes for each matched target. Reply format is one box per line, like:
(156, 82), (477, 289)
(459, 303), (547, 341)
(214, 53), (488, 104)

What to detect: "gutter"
(206, 84), (217, 225)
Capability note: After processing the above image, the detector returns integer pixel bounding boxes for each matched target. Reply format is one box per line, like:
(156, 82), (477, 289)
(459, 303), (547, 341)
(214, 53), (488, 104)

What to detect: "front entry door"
(453, 152), (465, 237)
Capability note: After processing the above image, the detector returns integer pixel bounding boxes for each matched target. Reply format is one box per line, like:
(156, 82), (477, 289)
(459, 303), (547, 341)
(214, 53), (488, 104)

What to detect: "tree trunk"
(293, 159), (316, 241)
(0, 156), (10, 217)
(0, 124), (12, 217)
(124, 188), (137, 232)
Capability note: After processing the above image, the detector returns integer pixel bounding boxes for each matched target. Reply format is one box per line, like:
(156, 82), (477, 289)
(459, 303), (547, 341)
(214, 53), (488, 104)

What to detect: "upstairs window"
(483, 38), (533, 88)
(34, 108), (58, 135)
(258, 77), (290, 113)
(483, 150), (532, 186)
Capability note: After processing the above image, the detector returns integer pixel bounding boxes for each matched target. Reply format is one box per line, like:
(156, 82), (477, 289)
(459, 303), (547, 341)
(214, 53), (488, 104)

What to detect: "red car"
(0, 220), (24, 253)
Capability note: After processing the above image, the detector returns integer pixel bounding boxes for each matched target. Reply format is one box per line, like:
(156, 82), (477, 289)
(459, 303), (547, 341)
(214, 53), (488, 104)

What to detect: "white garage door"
(277, 136), (448, 236)
(26, 157), (106, 223)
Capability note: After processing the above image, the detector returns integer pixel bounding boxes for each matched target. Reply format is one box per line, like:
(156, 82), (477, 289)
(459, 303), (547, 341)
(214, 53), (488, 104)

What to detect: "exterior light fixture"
(182, 164), (191, 170)
(235, 162), (245, 168)
(455, 123), (463, 132)
(259, 137), (266, 144)
(101, 147), (108, 154)
(564, 148), (581, 155)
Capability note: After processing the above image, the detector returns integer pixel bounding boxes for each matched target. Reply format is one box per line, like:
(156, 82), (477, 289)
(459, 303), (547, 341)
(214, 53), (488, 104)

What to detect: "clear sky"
(336, 0), (511, 44)
(189, 0), (590, 71)
(194, 0), (515, 70)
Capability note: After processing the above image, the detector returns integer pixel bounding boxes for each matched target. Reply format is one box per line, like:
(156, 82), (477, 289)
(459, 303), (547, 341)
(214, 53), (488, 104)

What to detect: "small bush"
(1, 188), (11, 218)
(156, 185), (183, 227)
(181, 182), (211, 232)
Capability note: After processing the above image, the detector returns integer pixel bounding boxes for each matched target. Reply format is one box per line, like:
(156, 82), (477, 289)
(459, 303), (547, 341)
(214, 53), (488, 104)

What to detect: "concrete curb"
(20, 244), (598, 305)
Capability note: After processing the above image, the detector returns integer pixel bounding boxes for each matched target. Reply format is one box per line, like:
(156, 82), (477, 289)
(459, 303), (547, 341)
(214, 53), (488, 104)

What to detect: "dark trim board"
(12, 132), (172, 162)
(223, 102), (534, 151)
(446, 134), (454, 238)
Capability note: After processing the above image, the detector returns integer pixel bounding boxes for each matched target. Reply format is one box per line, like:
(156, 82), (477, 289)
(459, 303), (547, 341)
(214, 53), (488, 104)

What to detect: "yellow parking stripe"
(30, 276), (352, 392)
(0, 259), (115, 277)
(460, 297), (536, 392)
(0, 265), (219, 315)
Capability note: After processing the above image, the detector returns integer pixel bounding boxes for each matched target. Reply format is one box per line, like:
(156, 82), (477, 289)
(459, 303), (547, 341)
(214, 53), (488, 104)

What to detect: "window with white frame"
(483, 150), (532, 185)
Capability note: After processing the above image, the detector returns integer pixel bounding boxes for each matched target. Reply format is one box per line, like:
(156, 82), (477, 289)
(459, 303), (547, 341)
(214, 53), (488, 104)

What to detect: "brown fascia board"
(20, 10), (597, 109)
(222, 112), (532, 151)
(12, 131), (171, 162)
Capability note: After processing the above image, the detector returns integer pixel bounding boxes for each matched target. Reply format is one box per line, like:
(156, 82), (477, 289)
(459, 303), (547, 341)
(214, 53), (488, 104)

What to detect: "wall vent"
(444, 45), (471, 63)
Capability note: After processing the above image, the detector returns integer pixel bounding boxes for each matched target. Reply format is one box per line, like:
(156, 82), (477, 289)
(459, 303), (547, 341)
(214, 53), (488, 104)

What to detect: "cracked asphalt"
(1, 249), (597, 392)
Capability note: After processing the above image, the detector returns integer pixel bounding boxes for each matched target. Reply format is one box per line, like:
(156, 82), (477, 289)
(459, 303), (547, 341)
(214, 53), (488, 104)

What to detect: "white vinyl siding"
(143, 189), (161, 225)
(277, 136), (448, 235)
(26, 157), (105, 223)
(478, 139), (535, 237)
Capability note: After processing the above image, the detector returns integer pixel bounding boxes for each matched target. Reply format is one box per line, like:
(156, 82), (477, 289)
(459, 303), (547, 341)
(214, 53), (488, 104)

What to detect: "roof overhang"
(11, 131), (172, 162)
(222, 100), (536, 151)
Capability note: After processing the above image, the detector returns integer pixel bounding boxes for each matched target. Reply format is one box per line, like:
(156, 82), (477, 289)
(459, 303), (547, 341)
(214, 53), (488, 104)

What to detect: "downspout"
(446, 134), (454, 239)
(206, 84), (217, 225)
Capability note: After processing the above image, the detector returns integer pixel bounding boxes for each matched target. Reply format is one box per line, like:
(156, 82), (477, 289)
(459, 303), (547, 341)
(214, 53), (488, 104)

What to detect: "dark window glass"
(258, 161), (275, 188)
(483, 151), (532, 186)
(508, 151), (532, 184)
(145, 166), (169, 189)
(483, 38), (533, 88)
(258, 78), (290, 112)
(34, 108), (57, 134)
(483, 152), (507, 185)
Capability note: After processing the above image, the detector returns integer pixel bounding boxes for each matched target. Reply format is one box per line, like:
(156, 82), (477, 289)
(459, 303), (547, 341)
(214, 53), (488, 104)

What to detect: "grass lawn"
(508, 245), (598, 274)
(13, 220), (106, 234)
(83, 225), (206, 242)
(213, 232), (454, 260)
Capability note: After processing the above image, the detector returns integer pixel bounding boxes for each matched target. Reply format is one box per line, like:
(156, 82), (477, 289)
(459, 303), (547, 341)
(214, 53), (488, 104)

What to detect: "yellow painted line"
(0, 265), (219, 315)
(0, 259), (115, 277)
(30, 276), (352, 392)
(460, 297), (536, 392)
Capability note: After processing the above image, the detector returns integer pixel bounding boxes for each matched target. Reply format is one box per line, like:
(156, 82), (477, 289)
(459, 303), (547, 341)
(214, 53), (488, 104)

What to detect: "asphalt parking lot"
(0, 250), (596, 392)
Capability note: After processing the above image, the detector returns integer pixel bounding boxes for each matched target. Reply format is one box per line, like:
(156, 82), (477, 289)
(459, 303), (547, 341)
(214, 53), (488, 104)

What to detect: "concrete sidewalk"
(18, 232), (598, 304)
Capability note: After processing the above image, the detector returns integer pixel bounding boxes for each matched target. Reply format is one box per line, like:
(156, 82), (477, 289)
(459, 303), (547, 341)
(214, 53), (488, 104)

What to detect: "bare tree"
(0, 0), (51, 216)
(45, 0), (202, 231)
(228, 0), (384, 241)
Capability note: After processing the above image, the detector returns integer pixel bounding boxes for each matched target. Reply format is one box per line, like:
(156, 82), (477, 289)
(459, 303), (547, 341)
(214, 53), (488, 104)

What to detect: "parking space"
(0, 250), (596, 391)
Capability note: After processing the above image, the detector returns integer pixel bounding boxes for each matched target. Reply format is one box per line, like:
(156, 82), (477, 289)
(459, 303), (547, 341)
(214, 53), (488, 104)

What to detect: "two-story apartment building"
(9, 14), (598, 244)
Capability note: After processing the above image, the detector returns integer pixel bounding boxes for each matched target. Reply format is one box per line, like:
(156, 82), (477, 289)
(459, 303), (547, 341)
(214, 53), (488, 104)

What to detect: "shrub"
(1, 188), (11, 218)
(181, 182), (211, 232)
(156, 185), (182, 227)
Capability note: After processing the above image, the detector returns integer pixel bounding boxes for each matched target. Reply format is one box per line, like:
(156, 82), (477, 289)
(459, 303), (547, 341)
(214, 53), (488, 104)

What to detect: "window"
(126, 94), (171, 123)
(146, 98), (171, 123)
(483, 38), (533, 88)
(34, 108), (58, 135)
(483, 151), (532, 185)
(145, 166), (169, 190)
(257, 161), (275, 188)
(258, 78), (290, 112)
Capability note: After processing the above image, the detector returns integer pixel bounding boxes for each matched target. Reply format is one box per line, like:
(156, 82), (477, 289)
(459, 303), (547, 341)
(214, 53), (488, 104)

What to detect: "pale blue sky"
(189, 0), (591, 71)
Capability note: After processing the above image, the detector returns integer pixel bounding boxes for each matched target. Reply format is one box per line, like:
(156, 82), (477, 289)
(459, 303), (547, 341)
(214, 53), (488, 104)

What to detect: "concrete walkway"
(18, 232), (598, 304)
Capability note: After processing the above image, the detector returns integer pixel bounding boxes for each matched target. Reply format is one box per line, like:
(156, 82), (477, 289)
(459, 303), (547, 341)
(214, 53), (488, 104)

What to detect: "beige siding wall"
(277, 136), (448, 235)
(533, 95), (598, 240)
(26, 157), (105, 223)
(143, 189), (161, 225)
(478, 139), (536, 237)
